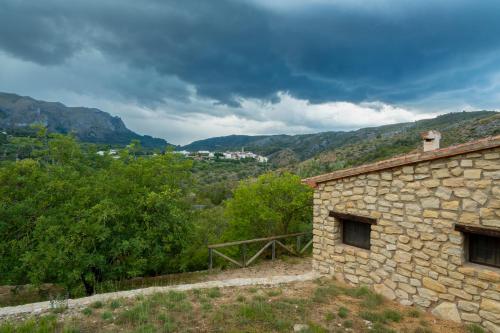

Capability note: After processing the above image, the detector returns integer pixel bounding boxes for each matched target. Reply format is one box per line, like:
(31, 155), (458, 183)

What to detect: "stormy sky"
(1, 0), (500, 144)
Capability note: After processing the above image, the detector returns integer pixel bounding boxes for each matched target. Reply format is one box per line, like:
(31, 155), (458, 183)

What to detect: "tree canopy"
(224, 172), (313, 240)
(0, 133), (193, 295)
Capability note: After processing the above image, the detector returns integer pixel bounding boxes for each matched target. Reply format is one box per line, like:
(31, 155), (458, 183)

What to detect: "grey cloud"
(1, 0), (500, 111)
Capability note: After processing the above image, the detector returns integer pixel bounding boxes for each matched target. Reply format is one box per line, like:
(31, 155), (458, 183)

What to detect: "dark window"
(469, 233), (500, 268)
(342, 219), (371, 250)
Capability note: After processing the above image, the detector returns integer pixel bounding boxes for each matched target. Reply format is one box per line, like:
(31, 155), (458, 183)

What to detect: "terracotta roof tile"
(303, 135), (500, 186)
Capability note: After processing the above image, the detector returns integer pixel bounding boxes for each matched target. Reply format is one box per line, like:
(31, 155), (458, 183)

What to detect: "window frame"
(455, 224), (500, 269)
(330, 211), (377, 250)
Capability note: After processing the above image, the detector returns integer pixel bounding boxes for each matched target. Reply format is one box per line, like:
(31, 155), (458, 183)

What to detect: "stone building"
(304, 134), (500, 332)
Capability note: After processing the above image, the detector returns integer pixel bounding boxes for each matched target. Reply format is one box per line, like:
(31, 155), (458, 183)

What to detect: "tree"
(224, 172), (313, 240)
(0, 133), (194, 295)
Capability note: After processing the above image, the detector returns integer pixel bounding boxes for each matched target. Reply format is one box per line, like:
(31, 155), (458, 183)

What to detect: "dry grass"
(0, 277), (468, 333)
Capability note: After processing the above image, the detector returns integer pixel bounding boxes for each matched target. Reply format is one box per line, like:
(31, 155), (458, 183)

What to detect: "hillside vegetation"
(296, 112), (500, 177)
(182, 111), (500, 170)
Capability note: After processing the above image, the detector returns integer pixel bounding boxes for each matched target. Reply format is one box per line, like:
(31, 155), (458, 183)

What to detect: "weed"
(362, 292), (384, 308)
(313, 284), (341, 303)
(419, 319), (429, 327)
(236, 300), (291, 330)
(90, 301), (103, 309)
(201, 301), (213, 311)
(63, 327), (82, 333)
(467, 324), (485, 333)
(207, 288), (221, 298)
(101, 311), (113, 320)
(306, 323), (328, 333)
(408, 309), (421, 318)
(266, 289), (282, 297)
(361, 309), (402, 324)
(248, 287), (258, 293)
(82, 307), (92, 316)
(118, 303), (150, 324)
(360, 311), (386, 323)
(369, 323), (396, 333)
(252, 295), (266, 302)
(0, 316), (58, 333)
(109, 299), (122, 310)
(163, 320), (177, 333)
(165, 299), (193, 312)
(383, 309), (403, 323)
(338, 306), (349, 318)
(325, 312), (335, 321)
(167, 290), (186, 302)
(345, 285), (371, 298)
(343, 320), (353, 328)
(236, 295), (246, 302)
(133, 324), (156, 333)
(158, 314), (176, 332)
(50, 305), (67, 314)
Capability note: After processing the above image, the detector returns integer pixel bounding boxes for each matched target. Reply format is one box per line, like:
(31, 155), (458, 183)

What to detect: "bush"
(338, 307), (349, 318)
(225, 172), (313, 239)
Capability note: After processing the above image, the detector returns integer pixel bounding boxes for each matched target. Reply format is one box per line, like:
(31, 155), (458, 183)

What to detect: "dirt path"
(207, 256), (312, 280)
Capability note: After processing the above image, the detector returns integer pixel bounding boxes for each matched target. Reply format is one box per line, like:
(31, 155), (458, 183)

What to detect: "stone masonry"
(305, 135), (500, 332)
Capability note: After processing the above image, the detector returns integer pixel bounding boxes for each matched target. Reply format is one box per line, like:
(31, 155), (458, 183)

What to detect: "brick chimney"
(421, 130), (441, 152)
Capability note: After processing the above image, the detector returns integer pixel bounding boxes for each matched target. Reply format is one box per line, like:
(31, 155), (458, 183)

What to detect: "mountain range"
(0, 92), (169, 148)
(181, 111), (500, 168)
(1, 92), (499, 166)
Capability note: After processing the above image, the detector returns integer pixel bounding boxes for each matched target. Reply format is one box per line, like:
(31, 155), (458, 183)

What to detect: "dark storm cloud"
(1, 0), (500, 106)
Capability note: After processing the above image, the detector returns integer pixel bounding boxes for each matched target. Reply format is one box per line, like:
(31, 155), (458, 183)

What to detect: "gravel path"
(0, 258), (316, 318)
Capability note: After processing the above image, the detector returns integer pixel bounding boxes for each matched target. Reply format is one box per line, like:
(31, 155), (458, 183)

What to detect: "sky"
(1, 0), (500, 145)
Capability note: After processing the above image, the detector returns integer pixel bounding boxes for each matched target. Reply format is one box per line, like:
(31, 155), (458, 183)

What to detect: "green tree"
(0, 133), (194, 295)
(224, 172), (313, 239)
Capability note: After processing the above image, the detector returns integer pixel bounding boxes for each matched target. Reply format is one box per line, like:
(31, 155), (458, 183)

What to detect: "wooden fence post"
(271, 240), (276, 260)
(242, 244), (247, 267)
(296, 235), (301, 253)
(209, 248), (213, 271)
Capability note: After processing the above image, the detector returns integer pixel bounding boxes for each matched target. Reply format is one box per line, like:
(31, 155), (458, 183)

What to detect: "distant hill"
(181, 111), (500, 169)
(0, 92), (170, 148)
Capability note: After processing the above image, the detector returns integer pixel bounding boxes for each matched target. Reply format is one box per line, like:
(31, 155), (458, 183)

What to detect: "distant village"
(96, 147), (269, 163)
(176, 148), (268, 163)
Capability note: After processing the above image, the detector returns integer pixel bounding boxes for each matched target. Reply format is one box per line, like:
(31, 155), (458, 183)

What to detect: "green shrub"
(101, 311), (113, 320)
(109, 299), (122, 310)
(338, 307), (349, 318)
(383, 309), (403, 323)
(82, 307), (92, 316)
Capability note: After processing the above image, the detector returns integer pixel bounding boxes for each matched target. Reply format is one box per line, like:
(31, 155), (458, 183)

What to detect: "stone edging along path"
(0, 271), (320, 318)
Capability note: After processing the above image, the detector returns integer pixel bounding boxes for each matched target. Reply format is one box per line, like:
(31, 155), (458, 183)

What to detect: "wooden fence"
(207, 232), (312, 270)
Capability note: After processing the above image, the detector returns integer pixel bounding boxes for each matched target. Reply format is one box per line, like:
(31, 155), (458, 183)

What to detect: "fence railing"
(207, 232), (312, 270)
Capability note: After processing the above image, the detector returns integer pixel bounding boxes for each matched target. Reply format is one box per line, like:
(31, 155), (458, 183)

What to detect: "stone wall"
(312, 147), (500, 332)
